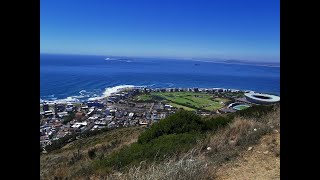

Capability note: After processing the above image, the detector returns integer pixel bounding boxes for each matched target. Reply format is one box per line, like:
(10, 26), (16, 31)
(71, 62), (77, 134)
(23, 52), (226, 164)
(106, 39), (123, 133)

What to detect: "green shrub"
(235, 104), (275, 118)
(94, 104), (278, 171)
(95, 110), (234, 170)
(204, 116), (233, 131)
(62, 112), (75, 124)
(69, 149), (82, 165)
(138, 110), (205, 144)
(138, 110), (232, 145)
(88, 148), (97, 160)
(97, 133), (202, 170)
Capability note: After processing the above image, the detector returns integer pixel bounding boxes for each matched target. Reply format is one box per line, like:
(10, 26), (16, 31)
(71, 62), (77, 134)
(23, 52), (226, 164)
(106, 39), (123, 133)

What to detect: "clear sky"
(40, 0), (280, 62)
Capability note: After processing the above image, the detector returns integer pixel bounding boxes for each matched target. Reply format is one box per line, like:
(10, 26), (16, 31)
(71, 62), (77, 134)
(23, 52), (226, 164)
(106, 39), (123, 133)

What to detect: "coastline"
(40, 85), (275, 105)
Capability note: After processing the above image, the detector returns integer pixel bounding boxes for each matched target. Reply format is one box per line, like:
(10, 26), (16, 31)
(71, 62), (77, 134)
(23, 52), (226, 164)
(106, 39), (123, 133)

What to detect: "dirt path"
(215, 130), (280, 180)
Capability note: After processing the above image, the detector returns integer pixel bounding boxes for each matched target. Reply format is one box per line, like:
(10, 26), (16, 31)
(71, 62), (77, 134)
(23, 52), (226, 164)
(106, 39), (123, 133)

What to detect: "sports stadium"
(244, 93), (280, 104)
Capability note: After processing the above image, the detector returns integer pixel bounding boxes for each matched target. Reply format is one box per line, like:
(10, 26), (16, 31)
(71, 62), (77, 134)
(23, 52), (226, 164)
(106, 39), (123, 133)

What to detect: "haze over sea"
(40, 54), (279, 103)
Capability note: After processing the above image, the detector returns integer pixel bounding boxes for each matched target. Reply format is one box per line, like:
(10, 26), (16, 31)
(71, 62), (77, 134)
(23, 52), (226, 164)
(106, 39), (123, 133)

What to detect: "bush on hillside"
(96, 133), (202, 170)
(204, 116), (233, 131)
(88, 148), (97, 160)
(62, 112), (75, 124)
(95, 110), (232, 170)
(235, 104), (275, 118)
(138, 110), (232, 144)
(138, 110), (205, 144)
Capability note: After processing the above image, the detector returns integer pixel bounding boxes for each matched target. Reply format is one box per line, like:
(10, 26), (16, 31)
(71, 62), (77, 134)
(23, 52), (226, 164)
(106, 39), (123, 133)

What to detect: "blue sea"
(40, 54), (280, 103)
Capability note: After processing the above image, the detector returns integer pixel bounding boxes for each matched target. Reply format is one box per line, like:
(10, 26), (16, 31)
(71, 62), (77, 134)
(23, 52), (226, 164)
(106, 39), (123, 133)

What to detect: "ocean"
(40, 54), (280, 103)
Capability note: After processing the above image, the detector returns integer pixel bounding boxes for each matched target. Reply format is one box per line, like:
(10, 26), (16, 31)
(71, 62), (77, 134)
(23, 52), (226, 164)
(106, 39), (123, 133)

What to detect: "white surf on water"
(87, 85), (135, 101)
(41, 85), (145, 104)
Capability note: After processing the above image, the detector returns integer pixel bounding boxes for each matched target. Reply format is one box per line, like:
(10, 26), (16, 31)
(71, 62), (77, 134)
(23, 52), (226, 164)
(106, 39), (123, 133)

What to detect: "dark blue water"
(40, 54), (280, 102)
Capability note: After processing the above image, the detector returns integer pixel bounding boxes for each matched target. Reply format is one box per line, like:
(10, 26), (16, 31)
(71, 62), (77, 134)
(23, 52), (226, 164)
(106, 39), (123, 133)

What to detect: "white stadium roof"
(244, 93), (280, 104)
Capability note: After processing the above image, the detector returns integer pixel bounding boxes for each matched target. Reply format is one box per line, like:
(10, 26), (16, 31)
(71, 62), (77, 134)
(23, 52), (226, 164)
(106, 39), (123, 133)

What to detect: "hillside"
(215, 131), (280, 180)
(40, 104), (280, 180)
(40, 127), (145, 179)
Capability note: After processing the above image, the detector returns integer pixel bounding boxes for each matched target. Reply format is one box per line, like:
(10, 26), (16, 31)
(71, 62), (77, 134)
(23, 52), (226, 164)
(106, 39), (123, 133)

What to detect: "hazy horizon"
(41, 53), (280, 65)
(40, 0), (279, 62)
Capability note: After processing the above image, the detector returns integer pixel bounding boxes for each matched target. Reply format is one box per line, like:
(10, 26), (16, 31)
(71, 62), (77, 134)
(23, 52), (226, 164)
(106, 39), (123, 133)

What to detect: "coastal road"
(149, 103), (154, 113)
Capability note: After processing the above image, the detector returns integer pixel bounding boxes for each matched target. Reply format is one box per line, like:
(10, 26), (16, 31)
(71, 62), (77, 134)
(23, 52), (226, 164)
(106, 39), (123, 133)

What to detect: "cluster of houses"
(40, 87), (256, 149)
(40, 88), (177, 149)
(127, 87), (244, 94)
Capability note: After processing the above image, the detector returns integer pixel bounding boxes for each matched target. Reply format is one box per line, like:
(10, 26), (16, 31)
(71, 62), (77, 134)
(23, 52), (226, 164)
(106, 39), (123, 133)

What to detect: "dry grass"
(97, 106), (279, 180)
(116, 106), (280, 180)
(41, 106), (280, 180)
(214, 130), (280, 180)
(105, 150), (214, 180)
(203, 105), (279, 167)
(40, 127), (145, 180)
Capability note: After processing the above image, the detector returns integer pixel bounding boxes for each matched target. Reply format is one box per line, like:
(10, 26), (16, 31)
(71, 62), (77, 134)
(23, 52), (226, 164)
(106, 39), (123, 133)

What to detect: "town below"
(40, 87), (280, 152)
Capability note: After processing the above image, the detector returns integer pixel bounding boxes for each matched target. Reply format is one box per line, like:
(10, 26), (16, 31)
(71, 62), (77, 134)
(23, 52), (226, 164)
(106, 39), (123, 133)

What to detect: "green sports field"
(150, 92), (230, 111)
(233, 104), (250, 110)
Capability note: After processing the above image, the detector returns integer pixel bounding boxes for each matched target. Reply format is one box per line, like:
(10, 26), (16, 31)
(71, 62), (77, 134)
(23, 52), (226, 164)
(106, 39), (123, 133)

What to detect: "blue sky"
(40, 0), (280, 62)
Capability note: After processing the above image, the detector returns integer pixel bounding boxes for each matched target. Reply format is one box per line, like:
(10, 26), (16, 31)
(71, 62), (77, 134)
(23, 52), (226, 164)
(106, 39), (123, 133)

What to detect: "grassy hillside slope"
(40, 104), (280, 180)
